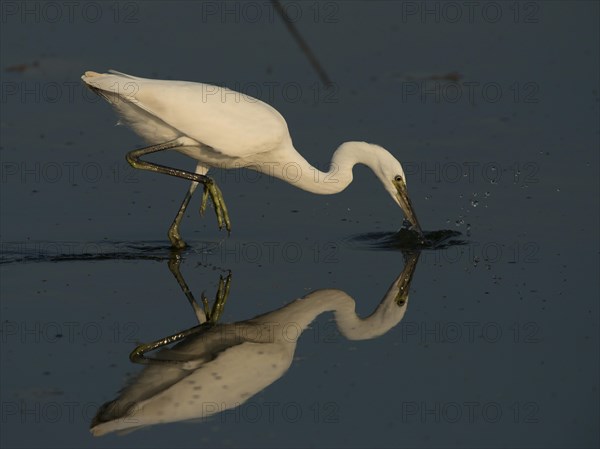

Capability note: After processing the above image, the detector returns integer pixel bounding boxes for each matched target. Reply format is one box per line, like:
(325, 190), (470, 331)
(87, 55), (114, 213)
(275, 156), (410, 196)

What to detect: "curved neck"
(256, 141), (386, 195)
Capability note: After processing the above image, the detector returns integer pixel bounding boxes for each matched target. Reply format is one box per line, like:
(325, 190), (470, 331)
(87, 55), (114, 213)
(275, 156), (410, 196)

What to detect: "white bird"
(81, 70), (423, 248)
(89, 253), (419, 436)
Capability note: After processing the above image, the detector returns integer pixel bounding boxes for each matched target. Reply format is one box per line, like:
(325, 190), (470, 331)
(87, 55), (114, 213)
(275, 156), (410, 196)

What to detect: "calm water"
(1, 2), (598, 448)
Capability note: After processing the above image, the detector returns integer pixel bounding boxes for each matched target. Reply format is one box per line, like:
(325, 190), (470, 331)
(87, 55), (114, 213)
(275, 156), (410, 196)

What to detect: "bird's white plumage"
(82, 70), (289, 159)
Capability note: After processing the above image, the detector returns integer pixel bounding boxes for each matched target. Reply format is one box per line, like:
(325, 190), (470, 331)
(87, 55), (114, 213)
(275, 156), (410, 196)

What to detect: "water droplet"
(484, 191), (490, 198)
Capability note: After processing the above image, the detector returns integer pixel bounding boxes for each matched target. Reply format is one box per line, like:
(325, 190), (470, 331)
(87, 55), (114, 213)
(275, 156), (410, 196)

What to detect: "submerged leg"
(126, 140), (231, 246)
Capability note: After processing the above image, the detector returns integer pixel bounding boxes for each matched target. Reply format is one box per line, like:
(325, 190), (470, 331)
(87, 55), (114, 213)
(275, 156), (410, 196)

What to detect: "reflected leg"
(167, 252), (206, 324)
(130, 268), (233, 364)
(129, 324), (206, 364)
(203, 272), (232, 323)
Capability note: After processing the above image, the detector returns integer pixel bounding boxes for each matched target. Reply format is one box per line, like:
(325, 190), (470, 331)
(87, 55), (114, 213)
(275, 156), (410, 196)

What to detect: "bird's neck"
(254, 141), (383, 195)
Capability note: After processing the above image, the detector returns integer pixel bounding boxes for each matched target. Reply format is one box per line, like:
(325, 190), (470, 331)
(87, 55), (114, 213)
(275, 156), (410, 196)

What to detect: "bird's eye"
(394, 175), (403, 182)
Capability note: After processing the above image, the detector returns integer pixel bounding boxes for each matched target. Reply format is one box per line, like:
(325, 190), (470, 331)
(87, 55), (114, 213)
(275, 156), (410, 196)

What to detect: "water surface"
(1, 2), (598, 448)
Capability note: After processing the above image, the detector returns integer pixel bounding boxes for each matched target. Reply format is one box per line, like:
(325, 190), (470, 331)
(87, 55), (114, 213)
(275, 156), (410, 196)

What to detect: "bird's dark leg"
(126, 140), (231, 246)
(168, 181), (199, 249)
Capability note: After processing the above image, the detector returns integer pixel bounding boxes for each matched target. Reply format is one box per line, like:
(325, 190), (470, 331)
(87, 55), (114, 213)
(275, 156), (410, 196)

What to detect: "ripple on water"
(346, 229), (466, 251)
(0, 241), (183, 264)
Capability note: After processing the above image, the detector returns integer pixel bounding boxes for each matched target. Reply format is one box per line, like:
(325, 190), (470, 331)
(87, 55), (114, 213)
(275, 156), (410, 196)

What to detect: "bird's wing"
(82, 71), (290, 158)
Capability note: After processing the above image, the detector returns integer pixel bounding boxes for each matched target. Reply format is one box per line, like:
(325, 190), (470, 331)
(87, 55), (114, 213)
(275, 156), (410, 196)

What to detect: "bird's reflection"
(91, 252), (420, 436)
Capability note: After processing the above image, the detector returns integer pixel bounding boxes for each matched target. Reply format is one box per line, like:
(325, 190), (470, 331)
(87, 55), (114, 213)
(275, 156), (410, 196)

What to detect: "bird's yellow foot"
(201, 181), (231, 233)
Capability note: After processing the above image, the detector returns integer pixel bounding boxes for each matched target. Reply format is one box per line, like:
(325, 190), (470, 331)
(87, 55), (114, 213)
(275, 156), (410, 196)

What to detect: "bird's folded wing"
(82, 71), (290, 158)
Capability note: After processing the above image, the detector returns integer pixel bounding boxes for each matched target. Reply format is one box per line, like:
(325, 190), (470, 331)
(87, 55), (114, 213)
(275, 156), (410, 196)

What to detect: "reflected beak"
(393, 179), (423, 236)
(395, 251), (420, 305)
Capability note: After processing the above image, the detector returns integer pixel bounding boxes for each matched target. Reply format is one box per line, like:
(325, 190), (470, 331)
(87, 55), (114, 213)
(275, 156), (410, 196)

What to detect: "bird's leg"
(200, 185), (209, 216)
(167, 181), (199, 249)
(126, 140), (231, 237)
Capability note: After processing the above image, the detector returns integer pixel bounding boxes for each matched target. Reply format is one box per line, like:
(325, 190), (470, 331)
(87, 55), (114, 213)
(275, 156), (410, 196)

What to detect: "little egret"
(82, 70), (423, 248)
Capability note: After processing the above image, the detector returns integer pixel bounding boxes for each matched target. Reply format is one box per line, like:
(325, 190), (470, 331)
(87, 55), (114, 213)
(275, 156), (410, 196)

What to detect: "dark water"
(1, 2), (598, 448)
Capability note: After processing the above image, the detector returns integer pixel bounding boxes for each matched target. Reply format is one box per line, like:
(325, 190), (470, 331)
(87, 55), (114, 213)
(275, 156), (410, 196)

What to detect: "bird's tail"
(81, 69), (138, 82)
(80, 69), (182, 144)
(81, 69), (141, 94)
(81, 70), (143, 105)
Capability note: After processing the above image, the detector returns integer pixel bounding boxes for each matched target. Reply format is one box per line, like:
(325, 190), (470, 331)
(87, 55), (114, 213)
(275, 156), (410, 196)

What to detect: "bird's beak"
(393, 178), (423, 236)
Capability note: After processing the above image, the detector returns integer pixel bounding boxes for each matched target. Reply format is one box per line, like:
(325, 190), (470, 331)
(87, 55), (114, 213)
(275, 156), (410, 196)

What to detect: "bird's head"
(369, 145), (423, 236)
(333, 141), (424, 235)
